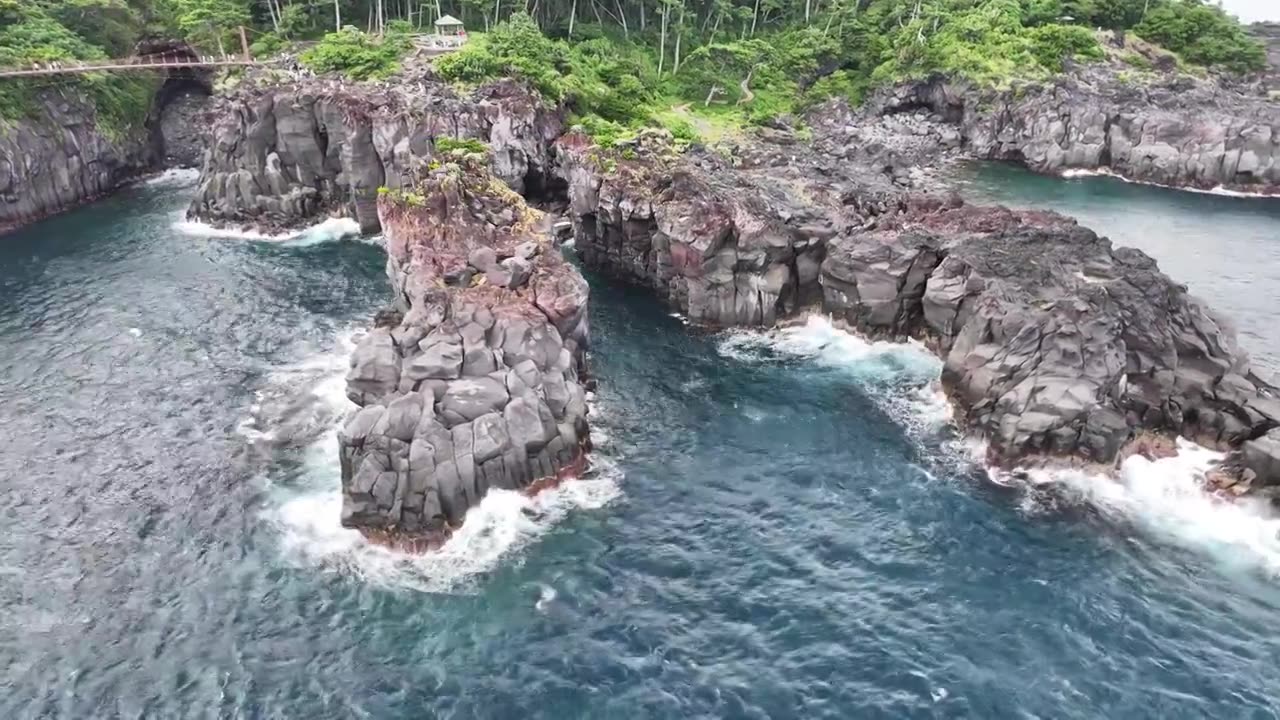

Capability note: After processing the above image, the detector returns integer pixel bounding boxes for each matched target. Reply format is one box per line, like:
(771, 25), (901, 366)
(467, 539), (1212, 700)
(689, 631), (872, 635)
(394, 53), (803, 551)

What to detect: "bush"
(299, 27), (408, 80)
(437, 12), (565, 98)
(1136, 1), (1266, 73)
(434, 137), (489, 154)
(250, 31), (287, 58)
(1028, 24), (1104, 71)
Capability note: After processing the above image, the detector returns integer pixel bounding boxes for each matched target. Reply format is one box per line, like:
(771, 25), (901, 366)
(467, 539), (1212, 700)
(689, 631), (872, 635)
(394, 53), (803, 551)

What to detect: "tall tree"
(175, 0), (250, 54)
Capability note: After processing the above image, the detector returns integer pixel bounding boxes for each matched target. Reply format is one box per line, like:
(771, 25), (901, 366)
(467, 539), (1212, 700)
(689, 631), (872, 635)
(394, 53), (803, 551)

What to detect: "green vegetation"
(0, 1), (164, 135)
(433, 136), (489, 154)
(299, 25), (410, 79)
(422, 0), (1264, 146)
(0, 0), (1267, 145)
(1135, 1), (1266, 73)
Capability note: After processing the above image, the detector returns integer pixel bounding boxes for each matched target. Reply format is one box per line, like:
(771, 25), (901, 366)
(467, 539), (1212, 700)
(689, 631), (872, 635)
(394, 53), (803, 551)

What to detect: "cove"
(1, 173), (1280, 718)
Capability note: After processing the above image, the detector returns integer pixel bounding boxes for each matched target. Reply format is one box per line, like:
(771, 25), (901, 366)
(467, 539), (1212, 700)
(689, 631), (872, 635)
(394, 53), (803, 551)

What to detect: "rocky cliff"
(557, 129), (1280, 495)
(188, 75), (562, 234)
(338, 154), (590, 542)
(0, 91), (155, 234)
(820, 65), (1280, 194)
(821, 198), (1280, 480)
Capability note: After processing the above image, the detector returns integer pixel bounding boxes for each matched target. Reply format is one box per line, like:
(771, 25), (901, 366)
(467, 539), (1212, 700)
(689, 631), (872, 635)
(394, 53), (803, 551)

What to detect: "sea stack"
(338, 151), (591, 542)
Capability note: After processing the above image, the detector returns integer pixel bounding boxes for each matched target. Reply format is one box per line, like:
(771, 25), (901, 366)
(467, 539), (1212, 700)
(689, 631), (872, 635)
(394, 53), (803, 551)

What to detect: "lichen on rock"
(338, 154), (590, 542)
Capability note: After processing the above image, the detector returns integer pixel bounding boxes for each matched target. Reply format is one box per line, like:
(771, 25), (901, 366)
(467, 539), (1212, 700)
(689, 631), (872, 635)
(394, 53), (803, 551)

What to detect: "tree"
(175, 0), (250, 54)
(1094, 0), (1143, 45)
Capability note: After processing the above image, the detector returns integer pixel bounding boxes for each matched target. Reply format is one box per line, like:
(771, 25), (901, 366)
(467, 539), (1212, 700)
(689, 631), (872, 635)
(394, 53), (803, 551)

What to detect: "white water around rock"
(255, 328), (623, 593)
(718, 314), (1280, 578)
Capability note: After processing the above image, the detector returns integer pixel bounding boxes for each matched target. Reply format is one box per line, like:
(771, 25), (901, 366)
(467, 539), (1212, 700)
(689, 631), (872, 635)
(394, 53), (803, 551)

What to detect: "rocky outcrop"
(556, 130), (898, 326)
(338, 154), (590, 540)
(828, 67), (1280, 193)
(0, 91), (155, 234)
(557, 132), (1280, 492)
(820, 198), (1280, 477)
(187, 75), (562, 233)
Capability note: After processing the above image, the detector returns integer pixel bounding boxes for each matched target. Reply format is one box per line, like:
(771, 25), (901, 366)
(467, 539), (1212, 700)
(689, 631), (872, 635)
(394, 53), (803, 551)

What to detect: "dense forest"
(0, 0), (1269, 140)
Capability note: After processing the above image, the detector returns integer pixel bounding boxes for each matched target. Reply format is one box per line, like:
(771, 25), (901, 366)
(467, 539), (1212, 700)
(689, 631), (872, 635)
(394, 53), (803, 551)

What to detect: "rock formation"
(188, 76), (562, 234)
(184, 62), (1280, 501)
(0, 91), (155, 234)
(557, 130), (1280, 494)
(816, 67), (1280, 194)
(1, 40), (215, 235)
(555, 130), (895, 326)
(338, 153), (590, 540)
(821, 198), (1280, 475)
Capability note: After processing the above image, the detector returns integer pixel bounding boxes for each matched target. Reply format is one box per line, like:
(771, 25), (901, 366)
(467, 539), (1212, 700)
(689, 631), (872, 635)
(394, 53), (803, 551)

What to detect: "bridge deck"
(0, 59), (263, 78)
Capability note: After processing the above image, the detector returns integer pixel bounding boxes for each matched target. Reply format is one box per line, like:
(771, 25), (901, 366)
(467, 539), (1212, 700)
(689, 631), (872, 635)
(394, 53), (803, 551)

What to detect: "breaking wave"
(1003, 439), (1280, 577)
(717, 315), (948, 438)
(174, 216), (363, 245)
(252, 327), (623, 592)
(1059, 167), (1277, 199)
(143, 167), (202, 187)
(717, 315), (1280, 577)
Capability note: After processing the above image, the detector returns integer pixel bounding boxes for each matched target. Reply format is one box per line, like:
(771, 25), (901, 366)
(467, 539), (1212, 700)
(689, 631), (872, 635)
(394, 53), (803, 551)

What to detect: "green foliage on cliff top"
(0, 2), (161, 138)
(1135, 1), (1266, 73)
(299, 25), (411, 80)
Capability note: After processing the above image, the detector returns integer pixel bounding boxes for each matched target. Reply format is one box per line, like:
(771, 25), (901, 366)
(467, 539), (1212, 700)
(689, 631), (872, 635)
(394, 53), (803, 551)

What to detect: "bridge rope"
(0, 49), (269, 79)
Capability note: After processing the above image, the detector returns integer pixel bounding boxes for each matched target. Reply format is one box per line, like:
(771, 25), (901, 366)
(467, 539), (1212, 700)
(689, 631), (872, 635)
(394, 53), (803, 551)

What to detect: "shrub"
(299, 26), (408, 80)
(249, 31), (287, 58)
(434, 137), (489, 154)
(1027, 24), (1104, 71)
(1136, 1), (1266, 73)
(436, 12), (565, 98)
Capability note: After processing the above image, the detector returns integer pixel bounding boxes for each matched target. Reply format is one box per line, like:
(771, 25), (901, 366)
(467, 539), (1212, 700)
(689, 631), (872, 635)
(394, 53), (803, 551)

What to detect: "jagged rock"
(843, 70), (1280, 194)
(555, 132), (882, 326)
(339, 156), (590, 538)
(186, 76), (562, 232)
(819, 200), (1280, 471)
(556, 132), (1280, 487)
(0, 92), (154, 234)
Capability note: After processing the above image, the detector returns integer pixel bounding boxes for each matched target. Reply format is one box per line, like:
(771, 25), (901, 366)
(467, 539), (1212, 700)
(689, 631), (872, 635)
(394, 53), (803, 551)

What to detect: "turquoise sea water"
(1, 170), (1279, 718)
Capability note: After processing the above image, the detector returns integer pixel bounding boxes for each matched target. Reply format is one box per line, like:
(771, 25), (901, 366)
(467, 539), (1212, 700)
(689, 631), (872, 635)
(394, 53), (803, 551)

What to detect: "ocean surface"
(1, 168), (1279, 718)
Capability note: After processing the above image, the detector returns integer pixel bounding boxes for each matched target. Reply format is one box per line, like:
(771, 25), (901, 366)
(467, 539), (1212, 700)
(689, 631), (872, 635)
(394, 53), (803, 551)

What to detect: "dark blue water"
(2, 171), (1280, 719)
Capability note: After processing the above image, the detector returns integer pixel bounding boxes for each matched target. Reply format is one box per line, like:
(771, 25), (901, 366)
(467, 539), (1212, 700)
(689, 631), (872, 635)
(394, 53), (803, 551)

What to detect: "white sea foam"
(717, 315), (945, 436)
(718, 316), (1280, 575)
(255, 328), (623, 592)
(717, 315), (942, 381)
(144, 167), (202, 187)
(268, 453), (623, 593)
(1058, 166), (1278, 199)
(1003, 439), (1280, 576)
(534, 583), (558, 611)
(174, 215), (363, 245)
(237, 329), (361, 446)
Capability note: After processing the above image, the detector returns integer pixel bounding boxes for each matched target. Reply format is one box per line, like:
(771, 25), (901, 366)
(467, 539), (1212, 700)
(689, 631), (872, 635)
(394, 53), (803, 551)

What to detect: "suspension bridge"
(0, 26), (466, 80)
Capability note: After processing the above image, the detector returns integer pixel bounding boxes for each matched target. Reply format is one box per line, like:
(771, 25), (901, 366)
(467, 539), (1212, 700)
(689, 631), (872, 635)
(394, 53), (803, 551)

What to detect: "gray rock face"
(557, 131), (1280, 488)
(0, 91), (154, 234)
(819, 199), (1280, 469)
(187, 76), (562, 233)
(157, 88), (211, 168)
(339, 157), (590, 538)
(556, 131), (895, 326)
(857, 70), (1280, 193)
